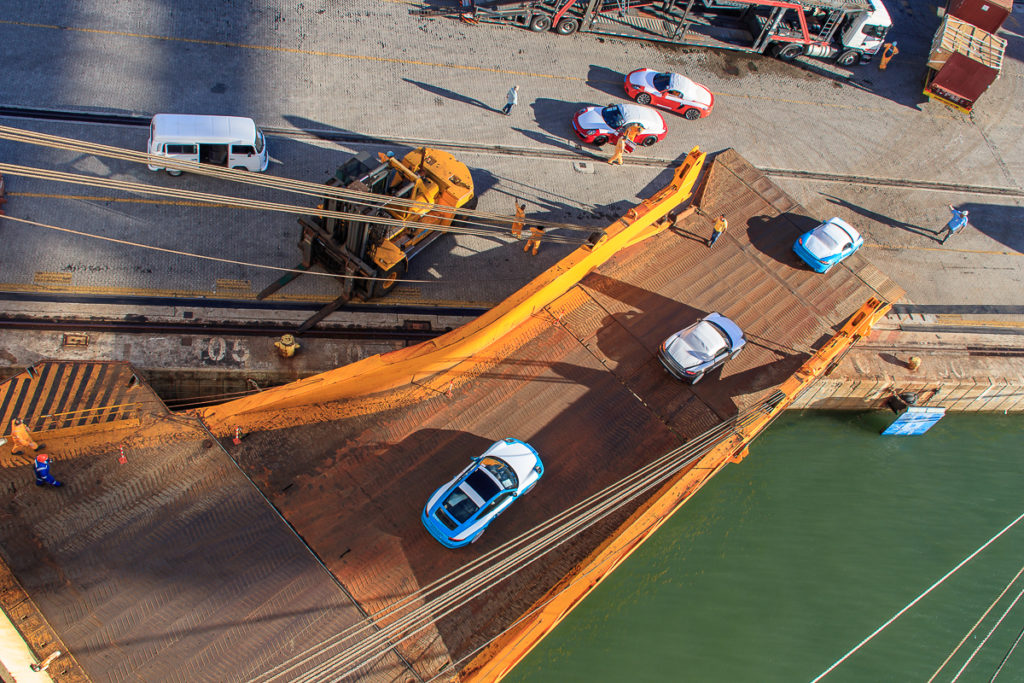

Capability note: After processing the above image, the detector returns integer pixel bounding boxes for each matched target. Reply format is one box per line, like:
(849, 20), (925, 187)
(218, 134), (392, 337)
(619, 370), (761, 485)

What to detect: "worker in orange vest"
(879, 41), (898, 70)
(511, 201), (525, 239)
(607, 124), (641, 165)
(10, 418), (43, 455)
(524, 225), (545, 255)
(709, 215), (728, 248)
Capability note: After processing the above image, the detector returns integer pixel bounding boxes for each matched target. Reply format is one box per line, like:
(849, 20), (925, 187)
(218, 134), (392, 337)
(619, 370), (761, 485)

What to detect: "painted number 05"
(204, 337), (249, 363)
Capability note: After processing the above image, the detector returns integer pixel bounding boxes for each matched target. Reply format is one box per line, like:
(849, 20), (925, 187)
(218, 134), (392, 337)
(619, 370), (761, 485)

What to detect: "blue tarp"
(882, 406), (946, 435)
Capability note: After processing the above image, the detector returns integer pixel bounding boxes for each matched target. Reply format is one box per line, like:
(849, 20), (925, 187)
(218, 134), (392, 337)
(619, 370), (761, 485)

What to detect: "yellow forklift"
(258, 147), (476, 331)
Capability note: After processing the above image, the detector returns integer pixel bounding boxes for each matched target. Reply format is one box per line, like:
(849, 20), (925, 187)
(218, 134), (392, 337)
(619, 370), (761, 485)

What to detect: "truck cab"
(839, 0), (892, 62)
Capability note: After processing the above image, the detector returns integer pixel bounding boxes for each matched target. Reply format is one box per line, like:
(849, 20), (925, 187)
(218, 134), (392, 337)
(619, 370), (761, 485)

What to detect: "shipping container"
(945, 0), (1012, 34)
(924, 15), (1006, 113)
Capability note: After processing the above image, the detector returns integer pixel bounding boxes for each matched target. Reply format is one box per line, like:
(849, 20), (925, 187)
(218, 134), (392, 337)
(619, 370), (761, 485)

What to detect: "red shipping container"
(946, 0), (1012, 33)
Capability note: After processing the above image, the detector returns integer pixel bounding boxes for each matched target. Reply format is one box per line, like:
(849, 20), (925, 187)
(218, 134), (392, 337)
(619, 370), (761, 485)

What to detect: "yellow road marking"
(10, 192), (233, 207)
(865, 243), (1023, 257)
(0, 19), (582, 81)
(935, 316), (1024, 328)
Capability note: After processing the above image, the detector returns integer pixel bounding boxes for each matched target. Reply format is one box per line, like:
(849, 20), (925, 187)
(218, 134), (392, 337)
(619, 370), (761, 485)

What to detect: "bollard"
(232, 426), (243, 445)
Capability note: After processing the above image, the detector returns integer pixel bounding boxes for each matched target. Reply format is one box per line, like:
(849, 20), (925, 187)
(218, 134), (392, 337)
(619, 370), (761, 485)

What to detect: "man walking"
(941, 204), (969, 244)
(34, 454), (63, 488)
(10, 418), (43, 455)
(511, 200), (525, 239)
(709, 214), (728, 248)
(607, 124), (641, 166)
(524, 225), (545, 255)
(502, 85), (518, 115)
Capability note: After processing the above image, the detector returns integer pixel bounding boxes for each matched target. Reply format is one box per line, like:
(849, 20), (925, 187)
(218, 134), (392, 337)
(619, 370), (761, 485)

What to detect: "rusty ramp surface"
(0, 363), (413, 682)
(208, 150), (902, 680)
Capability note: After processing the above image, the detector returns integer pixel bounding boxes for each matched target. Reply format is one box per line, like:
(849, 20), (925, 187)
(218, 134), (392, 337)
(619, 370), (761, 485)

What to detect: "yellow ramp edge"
(200, 147), (707, 434)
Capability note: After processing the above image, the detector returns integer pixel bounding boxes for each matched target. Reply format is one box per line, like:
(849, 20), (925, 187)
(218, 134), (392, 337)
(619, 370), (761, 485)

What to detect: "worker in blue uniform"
(34, 454), (63, 488)
(941, 205), (969, 244)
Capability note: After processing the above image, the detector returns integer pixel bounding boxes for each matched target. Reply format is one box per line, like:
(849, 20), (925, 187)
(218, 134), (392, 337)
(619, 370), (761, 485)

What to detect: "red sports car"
(571, 103), (667, 147)
(624, 69), (714, 120)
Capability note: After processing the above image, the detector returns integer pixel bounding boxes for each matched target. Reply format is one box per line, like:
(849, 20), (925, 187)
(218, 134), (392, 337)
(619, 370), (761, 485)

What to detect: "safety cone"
(445, 381), (454, 398)
(118, 444), (127, 464)
(232, 426), (243, 445)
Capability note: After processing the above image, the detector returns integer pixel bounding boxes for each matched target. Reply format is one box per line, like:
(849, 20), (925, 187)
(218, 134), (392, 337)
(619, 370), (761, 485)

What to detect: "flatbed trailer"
(417, 0), (892, 65)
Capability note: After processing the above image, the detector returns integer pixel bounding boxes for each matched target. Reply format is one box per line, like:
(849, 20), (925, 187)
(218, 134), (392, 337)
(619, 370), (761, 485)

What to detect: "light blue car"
(422, 438), (543, 548)
(793, 217), (864, 273)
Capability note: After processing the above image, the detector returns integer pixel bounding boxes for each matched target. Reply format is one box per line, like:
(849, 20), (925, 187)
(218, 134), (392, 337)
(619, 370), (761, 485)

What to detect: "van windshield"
(254, 128), (265, 154)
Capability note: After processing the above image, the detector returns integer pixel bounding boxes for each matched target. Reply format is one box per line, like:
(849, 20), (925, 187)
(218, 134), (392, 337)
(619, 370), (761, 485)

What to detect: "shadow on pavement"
(586, 65), (628, 100)
(820, 192), (942, 242)
(403, 78), (500, 113)
(955, 202), (1024, 253)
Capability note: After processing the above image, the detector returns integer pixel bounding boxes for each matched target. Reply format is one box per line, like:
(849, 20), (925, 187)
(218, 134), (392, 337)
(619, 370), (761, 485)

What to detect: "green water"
(507, 412), (1024, 683)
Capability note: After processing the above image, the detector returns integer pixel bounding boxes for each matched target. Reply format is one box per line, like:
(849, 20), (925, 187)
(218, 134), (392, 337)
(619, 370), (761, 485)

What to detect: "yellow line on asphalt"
(0, 19), (582, 81)
(10, 192), (233, 207)
(866, 243), (1023, 256)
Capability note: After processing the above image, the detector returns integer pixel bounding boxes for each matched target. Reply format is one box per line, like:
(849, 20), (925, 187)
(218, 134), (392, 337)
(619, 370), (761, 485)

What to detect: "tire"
(529, 14), (552, 31)
(775, 44), (802, 61)
(555, 17), (579, 35)
(837, 49), (860, 67)
(592, 135), (609, 146)
(231, 165), (248, 171)
(683, 107), (701, 121)
(634, 92), (652, 105)
(371, 259), (407, 298)
(641, 136), (657, 147)
(166, 168), (182, 177)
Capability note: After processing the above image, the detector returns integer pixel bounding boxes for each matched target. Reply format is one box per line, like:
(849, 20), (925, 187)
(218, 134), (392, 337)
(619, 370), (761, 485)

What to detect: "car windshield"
(863, 24), (888, 38)
(600, 105), (625, 129)
(652, 72), (671, 91)
(480, 456), (518, 490)
(687, 321), (730, 357)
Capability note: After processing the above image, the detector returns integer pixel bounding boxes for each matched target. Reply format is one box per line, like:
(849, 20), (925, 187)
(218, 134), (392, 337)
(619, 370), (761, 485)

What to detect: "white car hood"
(632, 70), (712, 107)
(483, 439), (540, 489)
(575, 107), (610, 132)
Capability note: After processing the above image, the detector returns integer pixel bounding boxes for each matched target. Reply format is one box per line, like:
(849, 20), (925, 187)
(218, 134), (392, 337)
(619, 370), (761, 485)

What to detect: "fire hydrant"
(879, 41), (898, 70)
(274, 334), (300, 358)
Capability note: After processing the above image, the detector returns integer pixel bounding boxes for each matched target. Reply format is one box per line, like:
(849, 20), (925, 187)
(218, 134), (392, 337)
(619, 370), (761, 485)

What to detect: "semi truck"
(417, 0), (893, 66)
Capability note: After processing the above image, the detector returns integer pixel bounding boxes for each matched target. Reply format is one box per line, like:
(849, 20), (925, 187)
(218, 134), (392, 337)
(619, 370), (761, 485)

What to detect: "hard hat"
(36, 454), (48, 463)
(13, 417), (22, 425)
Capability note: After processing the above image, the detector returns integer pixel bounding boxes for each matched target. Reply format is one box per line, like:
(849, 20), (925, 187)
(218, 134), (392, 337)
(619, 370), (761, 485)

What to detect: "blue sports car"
(793, 217), (864, 273)
(422, 438), (544, 548)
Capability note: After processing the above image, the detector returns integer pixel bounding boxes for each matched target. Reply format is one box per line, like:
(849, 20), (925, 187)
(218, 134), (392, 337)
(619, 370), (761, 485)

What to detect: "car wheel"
(775, 44), (803, 61)
(837, 49), (861, 67)
(231, 166), (248, 171)
(683, 107), (701, 121)
(592, 135), (609, 146)
(641, 136), (657, 146)
(529, 14), (552, 31)
(635, 92), (652, 105)
(166, 168), (182, 177)
(555, 17), (579, 34)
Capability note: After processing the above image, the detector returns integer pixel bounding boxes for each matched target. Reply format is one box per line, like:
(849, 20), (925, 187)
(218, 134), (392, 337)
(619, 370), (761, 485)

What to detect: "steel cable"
(0, 124), (598, 234)
(255, 407), (763, 682)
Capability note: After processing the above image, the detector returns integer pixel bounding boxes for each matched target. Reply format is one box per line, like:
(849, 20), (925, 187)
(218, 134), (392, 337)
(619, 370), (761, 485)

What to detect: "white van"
(147, 114), (269, 175)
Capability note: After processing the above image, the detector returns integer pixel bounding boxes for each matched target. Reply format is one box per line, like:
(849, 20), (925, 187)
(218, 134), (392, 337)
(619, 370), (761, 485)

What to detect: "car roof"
(615, 103), (665, 129)
(818, 217), (861, 242)
(151, 114), (257, 143)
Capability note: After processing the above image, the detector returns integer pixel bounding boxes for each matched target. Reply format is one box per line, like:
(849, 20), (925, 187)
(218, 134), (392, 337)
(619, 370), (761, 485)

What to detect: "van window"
(231, 145), (256, 155)
(165, 144), (197, 154)
(254, 128), (265, 154)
